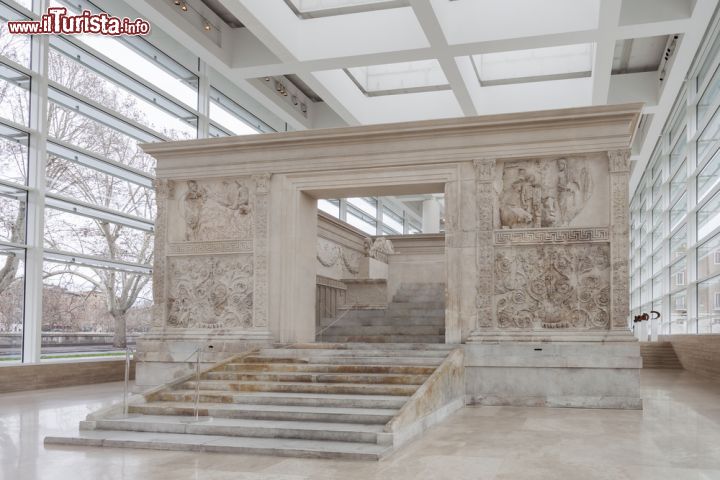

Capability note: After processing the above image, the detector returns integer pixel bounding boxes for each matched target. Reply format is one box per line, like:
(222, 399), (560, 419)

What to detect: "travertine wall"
(661, 335), (720, 380)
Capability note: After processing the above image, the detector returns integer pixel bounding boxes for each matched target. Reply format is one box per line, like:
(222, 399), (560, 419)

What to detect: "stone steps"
(46, 431), (390, 460)
(320, 317), (444, 327)
(640, 343), (683, 369)
(93, 415), (386, 443)
(204, 371), (429, 385)
(221, 362), (437, 375)
(319, 325), (445, 336)
(156, 391), (409, 409)
(48, 343), (455, 460)
(179, 380), (419, 396)
(319, 335), (446, 344)
(129, 402), (397, 424)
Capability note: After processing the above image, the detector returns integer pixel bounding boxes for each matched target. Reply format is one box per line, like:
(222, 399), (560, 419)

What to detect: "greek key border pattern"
(167, 240), (253, 256)
(494, 227), (610, 245)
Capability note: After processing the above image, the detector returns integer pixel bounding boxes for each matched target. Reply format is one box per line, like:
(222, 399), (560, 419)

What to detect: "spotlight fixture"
(291, 95), (298, 106)
(264, 77), (270, 82)
(174, 0), (181, 4)
(300, 103), (307, 113)
(203, 20), (211, 31)
(180, 2), (188, 12)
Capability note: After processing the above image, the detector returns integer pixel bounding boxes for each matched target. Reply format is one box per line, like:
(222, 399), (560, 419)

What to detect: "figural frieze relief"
(168, 178), (253, 243)
(494, 244), (611, 330)
(496, 157), (608, 229)
(166, 255), (254, 329)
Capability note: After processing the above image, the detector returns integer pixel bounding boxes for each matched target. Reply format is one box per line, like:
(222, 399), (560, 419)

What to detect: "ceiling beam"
(592, 0), (623, 104)
(408, 0), (477, 116)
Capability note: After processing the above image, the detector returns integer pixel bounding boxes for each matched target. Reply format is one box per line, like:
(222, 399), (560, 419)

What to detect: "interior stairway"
(640, 342), (683, 369)
(318, 283), (446, 343)
(46, 343), (460, 460)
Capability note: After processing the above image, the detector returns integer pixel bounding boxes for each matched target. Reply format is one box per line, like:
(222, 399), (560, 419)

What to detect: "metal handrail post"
(123, 346), (132, 417)
(193, 347), (202, 421)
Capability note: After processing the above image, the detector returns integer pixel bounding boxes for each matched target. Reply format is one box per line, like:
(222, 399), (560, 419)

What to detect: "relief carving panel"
(494, 244), (610, 330)
(496, 156), (608, 229)
(168, 178), (253, 242)
(166, 255), (254, 329)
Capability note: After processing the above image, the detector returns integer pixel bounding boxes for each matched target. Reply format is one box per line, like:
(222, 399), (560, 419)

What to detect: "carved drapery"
(608, 150), (630, 329)
(475, 158), (495, 328)
(252, 174), (271, 328)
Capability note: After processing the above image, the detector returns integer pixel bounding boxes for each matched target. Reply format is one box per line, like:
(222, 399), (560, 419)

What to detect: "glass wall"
(630, 12), (720, 335)
(318, 197), (424, 235)
(0, 0), (277, 362)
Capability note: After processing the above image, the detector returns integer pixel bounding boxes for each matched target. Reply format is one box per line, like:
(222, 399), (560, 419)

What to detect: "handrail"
(316, 302), (359, 341)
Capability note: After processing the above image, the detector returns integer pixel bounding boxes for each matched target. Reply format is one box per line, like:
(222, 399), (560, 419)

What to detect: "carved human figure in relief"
(217, 179), (250, 215)
(498, 158), (594, 229)
(183, 180), (207, 241)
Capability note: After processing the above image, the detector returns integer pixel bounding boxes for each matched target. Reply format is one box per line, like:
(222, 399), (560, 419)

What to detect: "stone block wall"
(661, 335), (720, 380)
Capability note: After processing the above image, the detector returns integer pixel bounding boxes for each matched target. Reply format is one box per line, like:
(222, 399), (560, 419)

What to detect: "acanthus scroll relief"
(170, 178), (253, 242)
(497, 158), (594, 229)
(166, 255), (254, 329)
(494, 244), (610, 330)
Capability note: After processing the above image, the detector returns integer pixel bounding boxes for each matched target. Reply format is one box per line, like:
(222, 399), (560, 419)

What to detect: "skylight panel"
(346, 60), (449, 96)
(285, 0), (408, 18)
(472, 43), (594, 86)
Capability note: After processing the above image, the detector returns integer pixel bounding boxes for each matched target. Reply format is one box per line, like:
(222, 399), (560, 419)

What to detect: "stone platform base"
(133, 329), (273, 391)
(463, 341), (642, 409)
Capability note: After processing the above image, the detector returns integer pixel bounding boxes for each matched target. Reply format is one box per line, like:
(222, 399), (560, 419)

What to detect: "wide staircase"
(318, 283), (445, 343)
(46, 343), (463, 460)
(640, 342), (683, 369)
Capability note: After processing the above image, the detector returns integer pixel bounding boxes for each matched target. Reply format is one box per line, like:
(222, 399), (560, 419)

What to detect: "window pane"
(209, 87), (269, 135)
(698, 232), (720, 279)
(641, 282), (650, 305)
(0, 186), (26, 244)
(0, 249), (24, 363)
(697, 275), (720, 334)
(670, 291), (687, 334)
(44, 208), (153, 264)
(0, 3), (31, 68)
(48, 100), (157, 174)
(698, 64), (720, 124)
(0, 123), (28, 185)
(42, 260), (152, 357)
(670, 193), (686, 231)
(670, 225), (687, 261)
(0, 62), (30, 127)
(46, 156), (156, 220)
(48, 47), (196, 141)
(56, 0), (199, 110)
(652, 221), (664, 250)
(653, 275), (663, 299)
(652, 176), (663, 206)
(669, 160), (686, 203)
(698, 190), (720, 241)
(346, 210), (376, 235)
(652, 252), (663, 275)
(697, 107), (720, 163)
(697, 148), (720, 203)
(670, 258), (687, 291)
(318, 199), (339, 218)
(669, 129), (686, 173)
(348, 197), (377, 217)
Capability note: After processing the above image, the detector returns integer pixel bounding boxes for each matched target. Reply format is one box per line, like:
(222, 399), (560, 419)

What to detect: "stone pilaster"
(474, 158), (496, 329)
(252, 174), (271, 328)
(608, 150), (630, 330)
(152, 178), (173, 329)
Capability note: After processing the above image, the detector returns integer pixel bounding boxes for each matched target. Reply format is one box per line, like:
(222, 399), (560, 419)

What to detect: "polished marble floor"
(2, 370), (720, 480)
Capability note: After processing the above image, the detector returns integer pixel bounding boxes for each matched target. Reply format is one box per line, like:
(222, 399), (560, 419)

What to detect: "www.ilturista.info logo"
(7, 7), (150, 36)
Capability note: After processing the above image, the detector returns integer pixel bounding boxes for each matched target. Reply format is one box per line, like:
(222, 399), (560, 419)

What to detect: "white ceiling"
(133, 0), (718, 181)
